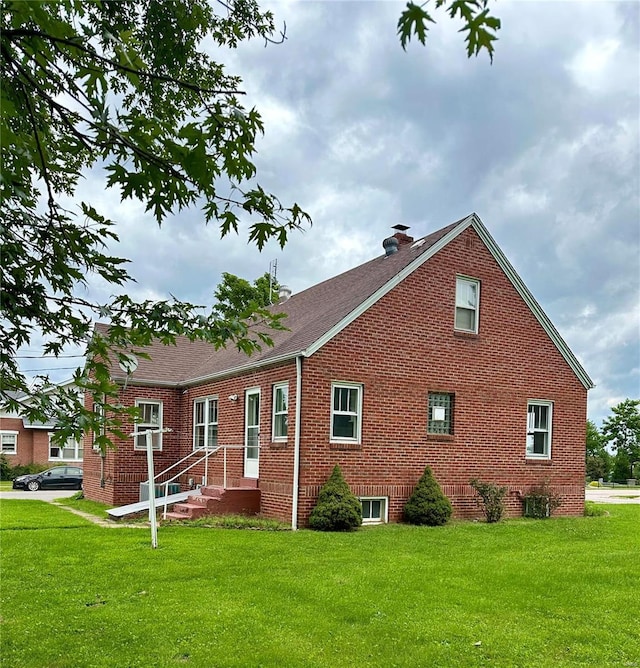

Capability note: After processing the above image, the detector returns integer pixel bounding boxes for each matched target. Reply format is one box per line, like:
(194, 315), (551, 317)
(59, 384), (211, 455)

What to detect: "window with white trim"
(331, 383), (362, 443)
(134, 400), (163, 450)
(193, 397), (218, 450)
(1, 431), (17, 454)
(49, 434), (83, 461)
(272, 383), (288, 441)
(455, 276), (480, 333)
(526, 401), (553, 459)
(93, 401), (104, 452)
(428, 392), (454, 435)
(361, 497), (388, 525)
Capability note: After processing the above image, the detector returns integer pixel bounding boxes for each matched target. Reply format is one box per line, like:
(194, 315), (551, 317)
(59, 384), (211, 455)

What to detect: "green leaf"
(397, 2), (435, 51)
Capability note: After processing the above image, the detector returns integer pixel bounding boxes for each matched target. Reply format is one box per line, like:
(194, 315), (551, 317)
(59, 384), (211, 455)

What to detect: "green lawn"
(1, 501), (639, 668)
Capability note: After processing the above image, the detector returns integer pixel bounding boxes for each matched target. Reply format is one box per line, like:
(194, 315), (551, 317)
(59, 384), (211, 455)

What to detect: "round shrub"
(404, 465), (452, 526)
(308, 464), (362, 531)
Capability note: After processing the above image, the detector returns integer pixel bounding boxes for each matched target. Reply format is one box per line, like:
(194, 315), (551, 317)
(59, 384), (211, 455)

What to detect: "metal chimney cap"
(392, 224), (410, 233)
(278, 285), (292, 301)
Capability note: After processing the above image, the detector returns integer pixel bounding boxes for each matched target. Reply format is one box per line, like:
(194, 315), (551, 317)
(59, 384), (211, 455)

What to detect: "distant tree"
(308, 465), (362, 531)
(585, 419), (610, 481)
(213, 272), (280, 320)
(601, 400), (640, 468)
(612, 449), (632, 482)
(404, 465), (452, 526)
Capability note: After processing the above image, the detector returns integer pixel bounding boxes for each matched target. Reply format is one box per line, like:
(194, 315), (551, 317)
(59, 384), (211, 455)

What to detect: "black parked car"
(12, 466), (83, 491)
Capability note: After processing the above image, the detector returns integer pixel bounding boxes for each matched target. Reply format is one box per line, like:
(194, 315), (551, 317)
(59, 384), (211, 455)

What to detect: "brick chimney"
(392, 224), (414, 246)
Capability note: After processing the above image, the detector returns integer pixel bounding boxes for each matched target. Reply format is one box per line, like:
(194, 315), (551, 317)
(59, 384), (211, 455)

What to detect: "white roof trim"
(304, 212), (592, 390)
(470, 216), (594, 389)
(303, 215), (475, 357)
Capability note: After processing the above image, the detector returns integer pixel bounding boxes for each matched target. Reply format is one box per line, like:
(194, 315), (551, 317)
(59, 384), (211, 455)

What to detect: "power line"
(21, 366), (80, 372)
(15, 354), (85, 359)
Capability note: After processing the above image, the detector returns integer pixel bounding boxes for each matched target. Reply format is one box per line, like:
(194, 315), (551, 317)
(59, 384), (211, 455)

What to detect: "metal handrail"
(148, 444), (259, 519)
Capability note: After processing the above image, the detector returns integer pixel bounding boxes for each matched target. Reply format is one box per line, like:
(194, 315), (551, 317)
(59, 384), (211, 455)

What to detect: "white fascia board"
(303, 215), (476, 358)
(470, 216), (594, 390)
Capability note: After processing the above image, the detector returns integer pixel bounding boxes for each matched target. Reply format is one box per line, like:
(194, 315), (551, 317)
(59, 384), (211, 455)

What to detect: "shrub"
(0, 458), (49, 481)
(469, 478), (508, 523)
(0, 454), (11, 481)
(308, 465), (362, 531)
(523, 480), (562, 518)
(404, 466), (452, 526)
(584, 501), (608, 517)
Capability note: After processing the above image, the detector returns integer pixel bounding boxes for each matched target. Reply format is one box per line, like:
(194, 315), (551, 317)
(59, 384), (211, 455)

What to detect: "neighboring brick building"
(1, 385), (84, 469)
(83, 213), (593, 526)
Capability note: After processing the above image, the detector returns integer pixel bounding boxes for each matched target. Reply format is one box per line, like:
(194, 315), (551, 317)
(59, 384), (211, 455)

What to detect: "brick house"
(83, 213), (592, 526)
(1, 384), (84, 469)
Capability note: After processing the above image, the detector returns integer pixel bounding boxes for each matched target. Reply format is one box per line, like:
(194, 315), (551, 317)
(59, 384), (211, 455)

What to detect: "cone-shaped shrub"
(404, 465), (452, 526)
(308, 464), (362, 531)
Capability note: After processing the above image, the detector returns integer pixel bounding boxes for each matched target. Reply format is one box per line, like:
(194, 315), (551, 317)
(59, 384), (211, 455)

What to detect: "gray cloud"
(25, 1), (638, 425)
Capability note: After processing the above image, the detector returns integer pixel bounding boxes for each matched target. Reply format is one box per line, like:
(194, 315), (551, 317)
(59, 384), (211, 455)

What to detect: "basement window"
(361, 497), (388, 525)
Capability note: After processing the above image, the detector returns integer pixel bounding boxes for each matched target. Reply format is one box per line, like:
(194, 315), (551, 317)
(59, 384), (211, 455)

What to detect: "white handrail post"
(223, 447), (227, 490)
(145, 430), (158, 549)
(163, 481), (169, 520)
(204, 446), (209, 487)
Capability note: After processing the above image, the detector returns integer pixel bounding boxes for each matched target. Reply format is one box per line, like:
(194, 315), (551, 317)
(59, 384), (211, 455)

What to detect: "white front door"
(244, 389), (260, 478)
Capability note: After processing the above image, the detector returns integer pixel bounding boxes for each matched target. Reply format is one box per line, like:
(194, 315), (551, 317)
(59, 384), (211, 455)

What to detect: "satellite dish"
(118, 354), (139, 375)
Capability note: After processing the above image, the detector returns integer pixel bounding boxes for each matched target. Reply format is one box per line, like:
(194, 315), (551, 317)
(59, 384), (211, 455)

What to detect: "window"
(361, 497), (388, 524)
(49, 434), (83, 461)
(134, 400), (162, 450)
(428, 393), (453, 435)
(272, 383), (288, 441)
(455, 276), (479, 333)
(526, 401), (553, 459)
(93, 401), (104, 452)
(331, 383), (362, 442)
(193, 397), (218, 450)
(1, 432), (17, 454)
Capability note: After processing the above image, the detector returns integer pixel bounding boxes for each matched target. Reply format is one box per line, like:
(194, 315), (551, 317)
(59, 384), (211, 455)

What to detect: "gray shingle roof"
(99, 213), (593, 390)
(102, 217), (466, 386)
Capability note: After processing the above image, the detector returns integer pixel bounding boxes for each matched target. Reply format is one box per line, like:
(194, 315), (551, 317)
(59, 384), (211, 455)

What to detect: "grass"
(1, 501), (639, 668)
(0, 480), (13, 491)
(54, 492), (115, 520)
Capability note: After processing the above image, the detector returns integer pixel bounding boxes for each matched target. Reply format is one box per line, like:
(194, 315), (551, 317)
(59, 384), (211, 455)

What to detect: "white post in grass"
(131, 427), (172, 549)
(145, 429), (158, 549)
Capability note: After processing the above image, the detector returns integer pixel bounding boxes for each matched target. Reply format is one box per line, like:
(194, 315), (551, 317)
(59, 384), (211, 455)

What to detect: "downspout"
(291, 355), (303, 530)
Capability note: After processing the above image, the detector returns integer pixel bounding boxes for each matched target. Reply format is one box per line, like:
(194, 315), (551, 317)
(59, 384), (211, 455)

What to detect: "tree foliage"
(585, 419), (610, 481)
(404, 465), (452, 526)
(601, 399), (640, 466)
(213, 272), (280, 320)
(308, 465), (362, 532)
(1, 0), (308, 447)
(398, 0), (501, 62)
(1, 0), (502, 450)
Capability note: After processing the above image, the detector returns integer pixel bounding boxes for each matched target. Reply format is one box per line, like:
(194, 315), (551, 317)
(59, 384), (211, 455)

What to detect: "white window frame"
(193, 396), (218, 451)
(92, 401), (104, 452)
(360, 497), (388, 525)
(330, 382), (363, 444)
(526, 400), (553, 460)
(49, 434), (83, 462)
(272, 383), (289, 442)
(0, 431), (18, 455)
(134, 400), (163, 451)
(455, 276), (480, 333)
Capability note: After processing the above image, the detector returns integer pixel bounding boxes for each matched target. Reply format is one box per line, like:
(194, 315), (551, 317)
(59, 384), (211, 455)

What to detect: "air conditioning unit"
(139, 482), (180, 502)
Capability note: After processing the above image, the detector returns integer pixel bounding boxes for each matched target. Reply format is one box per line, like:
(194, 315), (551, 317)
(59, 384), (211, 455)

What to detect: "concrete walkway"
(585, 487), (640, 504)
(0, 489), (146, 528)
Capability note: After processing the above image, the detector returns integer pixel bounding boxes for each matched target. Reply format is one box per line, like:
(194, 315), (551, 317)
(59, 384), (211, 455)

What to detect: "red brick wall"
(296, 226), (587, 524)
(83, 226), (588, 526)
(0, 417), (33, 466)
(84, 363), (299, 524)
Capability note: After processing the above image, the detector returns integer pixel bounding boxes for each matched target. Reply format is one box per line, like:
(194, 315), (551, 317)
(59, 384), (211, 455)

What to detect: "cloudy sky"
(24, 0), (639, 426)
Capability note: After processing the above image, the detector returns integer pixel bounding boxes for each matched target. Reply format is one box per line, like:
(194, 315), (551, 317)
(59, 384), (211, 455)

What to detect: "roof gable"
(103, 213), (593, 390)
